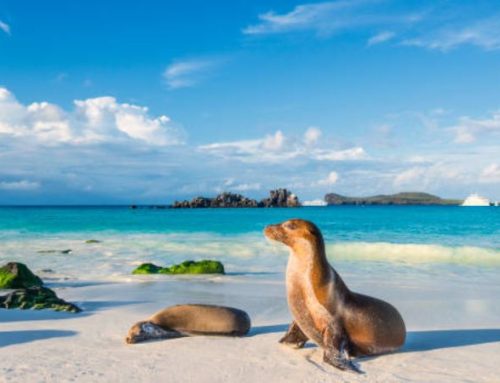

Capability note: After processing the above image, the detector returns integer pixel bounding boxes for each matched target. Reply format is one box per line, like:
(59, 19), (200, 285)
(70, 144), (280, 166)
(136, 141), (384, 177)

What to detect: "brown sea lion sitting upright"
(126, 304), (251, 344)
(265, 219), (406, 373)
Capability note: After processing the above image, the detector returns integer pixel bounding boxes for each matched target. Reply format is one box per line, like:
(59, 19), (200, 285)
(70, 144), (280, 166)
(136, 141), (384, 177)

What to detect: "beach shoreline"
(2, 268), (499, 383)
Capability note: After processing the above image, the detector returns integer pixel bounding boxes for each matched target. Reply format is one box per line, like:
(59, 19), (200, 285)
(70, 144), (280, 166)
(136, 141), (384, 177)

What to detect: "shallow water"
(0, 206), (498, 280)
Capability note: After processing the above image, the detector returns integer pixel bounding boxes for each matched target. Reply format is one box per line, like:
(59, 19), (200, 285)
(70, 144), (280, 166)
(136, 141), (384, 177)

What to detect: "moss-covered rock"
(132, 260), (225, 275)
(132, 263), (163, 274)
(85, 239), (101, 244)
(0, 286), (81, 313)
(0, 262), (43, 289)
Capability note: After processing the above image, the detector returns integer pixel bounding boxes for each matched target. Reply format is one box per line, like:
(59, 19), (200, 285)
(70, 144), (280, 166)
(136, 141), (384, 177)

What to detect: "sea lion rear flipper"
(279, 321), (308, 349)
(322, 323), (363, 374)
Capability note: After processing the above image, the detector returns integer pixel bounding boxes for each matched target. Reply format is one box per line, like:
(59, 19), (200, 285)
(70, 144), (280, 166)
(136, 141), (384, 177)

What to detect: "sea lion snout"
(265, 219), (320, 248)
(264, 224), (282, 240)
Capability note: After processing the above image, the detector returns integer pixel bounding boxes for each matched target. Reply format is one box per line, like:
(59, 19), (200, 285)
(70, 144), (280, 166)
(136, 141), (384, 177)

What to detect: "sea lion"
(264, 219), (406, 373)
(126, 304), (251, 344)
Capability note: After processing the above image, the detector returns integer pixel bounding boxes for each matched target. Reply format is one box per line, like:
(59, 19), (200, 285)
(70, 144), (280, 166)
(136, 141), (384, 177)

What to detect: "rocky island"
(172, 188), (300, 208)
(324, 192), (462, 206)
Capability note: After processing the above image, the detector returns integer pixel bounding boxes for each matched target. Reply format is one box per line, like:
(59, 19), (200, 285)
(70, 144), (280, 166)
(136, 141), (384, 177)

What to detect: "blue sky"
(1, 0), (499, 204)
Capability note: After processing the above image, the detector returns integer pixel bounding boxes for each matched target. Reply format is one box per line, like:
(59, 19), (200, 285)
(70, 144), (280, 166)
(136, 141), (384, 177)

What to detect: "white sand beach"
(2, 266), (499, 383)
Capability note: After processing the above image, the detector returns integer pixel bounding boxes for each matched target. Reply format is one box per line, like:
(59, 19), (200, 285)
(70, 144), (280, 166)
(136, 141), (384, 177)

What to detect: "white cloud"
(451, 110), (500, 144)
(245, 2), (500, 52)
(0, 180), (40, 191)
(262, 130), (285, 150)
(402, 17), (500, 51)
(318, 171), (339, 185)
(243, 2), (349, 35)
(313, 146), (366, 161)
(367, 31), (395, 46)
(163, 58), (220, 89)
(0, 87), (184, 146)
(480, 163), (500, 183)
(304, 126), (322, 145)
(0, 20), (10, 35)
(199, 129), (366, 164)
(393, 164), (463, 189)
(394, 167), (426, 186)
(243, 1), (421, 37)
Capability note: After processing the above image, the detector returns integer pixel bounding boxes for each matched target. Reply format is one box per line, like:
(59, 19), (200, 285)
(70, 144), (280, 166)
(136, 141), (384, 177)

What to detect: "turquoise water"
(0, 206), (498, 246)
(0, 206), (498, 278)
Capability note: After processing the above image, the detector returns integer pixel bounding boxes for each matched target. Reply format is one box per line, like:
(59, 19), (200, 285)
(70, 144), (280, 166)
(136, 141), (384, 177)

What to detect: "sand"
(1, 270), (500, 383)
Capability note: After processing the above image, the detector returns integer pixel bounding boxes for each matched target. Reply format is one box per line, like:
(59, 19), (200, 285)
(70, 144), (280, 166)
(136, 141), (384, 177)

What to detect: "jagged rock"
(172, 189), (300, 208)
(0, 286), (81, 313)
(172, 193), (258, 208)
(260, 189), (300, 207)
(132, 260), (225, 275)
(0, 262), (43, 289)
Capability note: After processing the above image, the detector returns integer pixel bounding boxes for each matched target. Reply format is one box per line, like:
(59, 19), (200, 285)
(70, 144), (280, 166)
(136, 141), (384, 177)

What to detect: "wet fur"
(265, 219), (406, 372)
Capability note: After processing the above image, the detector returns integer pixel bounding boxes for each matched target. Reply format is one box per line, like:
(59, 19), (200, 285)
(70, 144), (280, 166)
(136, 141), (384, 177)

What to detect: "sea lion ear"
(283, 221), (298, 230)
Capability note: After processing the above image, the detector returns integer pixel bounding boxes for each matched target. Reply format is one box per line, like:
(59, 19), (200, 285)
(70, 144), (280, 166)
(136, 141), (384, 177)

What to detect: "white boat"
(302, 199), (327, 207)
(461, 193), (491, 206)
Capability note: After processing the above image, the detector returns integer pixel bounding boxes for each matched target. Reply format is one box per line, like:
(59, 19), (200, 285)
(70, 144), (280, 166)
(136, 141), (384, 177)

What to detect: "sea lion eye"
(283, 222), (297, 230)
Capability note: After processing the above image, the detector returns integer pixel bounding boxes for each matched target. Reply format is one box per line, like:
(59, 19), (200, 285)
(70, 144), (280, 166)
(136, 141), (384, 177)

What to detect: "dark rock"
(37, 249), (73, 254)
(0, 286), (81, 312)
(0, 262), (43, 289)
(260, 189), (300, 207)
(132, 260), (225, 275)
(172, 189), (300, 208)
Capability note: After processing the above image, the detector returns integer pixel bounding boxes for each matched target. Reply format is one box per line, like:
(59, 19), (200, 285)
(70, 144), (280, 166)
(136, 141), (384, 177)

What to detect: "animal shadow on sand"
(0, 330), (78, 348)
(250, 325), (500, 353)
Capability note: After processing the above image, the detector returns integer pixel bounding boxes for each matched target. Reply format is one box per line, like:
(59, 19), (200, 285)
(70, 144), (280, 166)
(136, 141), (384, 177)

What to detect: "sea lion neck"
(290, 231), (331, 279)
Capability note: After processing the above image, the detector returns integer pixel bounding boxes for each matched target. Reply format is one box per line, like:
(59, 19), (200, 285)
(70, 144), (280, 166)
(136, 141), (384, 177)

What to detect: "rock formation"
(132, 260), (225, 275)
(171, 189), (300, 208)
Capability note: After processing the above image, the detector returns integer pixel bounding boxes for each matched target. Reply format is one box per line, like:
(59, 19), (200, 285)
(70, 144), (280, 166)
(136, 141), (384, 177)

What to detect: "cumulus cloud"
(0, 20), (10, 35)
(0, 180), (40, 191)
(318, 171), (339, 186)
(199, 128), (367, 163)
(304, 126), (322, 145)
(0, 87), (184, 146)
(163, 58), (221, 89)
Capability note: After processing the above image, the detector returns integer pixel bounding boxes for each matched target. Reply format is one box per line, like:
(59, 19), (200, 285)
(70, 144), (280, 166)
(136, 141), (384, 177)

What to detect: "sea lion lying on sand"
(265, 219), (406, 373)
(126, 304), (251, 344)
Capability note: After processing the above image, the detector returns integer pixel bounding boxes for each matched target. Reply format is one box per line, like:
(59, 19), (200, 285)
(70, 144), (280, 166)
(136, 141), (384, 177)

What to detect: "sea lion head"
(264, 219), (323, 251)
(125, 321), (172, 344)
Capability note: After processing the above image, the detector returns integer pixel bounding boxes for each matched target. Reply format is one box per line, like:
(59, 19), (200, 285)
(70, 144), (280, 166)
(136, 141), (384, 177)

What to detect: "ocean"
(0, 206), (498, 282)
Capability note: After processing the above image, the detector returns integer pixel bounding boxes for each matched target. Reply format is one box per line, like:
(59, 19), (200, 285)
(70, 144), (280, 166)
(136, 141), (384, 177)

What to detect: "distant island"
(129, 190), (466, 209)
(171, 188), (300, 208)
(324, 192), (462, 206)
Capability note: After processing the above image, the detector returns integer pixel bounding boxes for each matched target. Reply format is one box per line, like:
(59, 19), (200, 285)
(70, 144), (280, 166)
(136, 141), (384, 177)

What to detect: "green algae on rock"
(132, 263), (163, 274)
(85, 239), (101, 244)
(132, 260), (225, 275)
(0, 286), (81, 313)
(0, 262), (44, 289)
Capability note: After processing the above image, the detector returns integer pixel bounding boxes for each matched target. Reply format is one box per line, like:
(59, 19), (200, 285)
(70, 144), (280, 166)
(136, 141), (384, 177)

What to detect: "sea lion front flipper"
(322, 323), (363, 374)
(279, 321), (308, 348)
